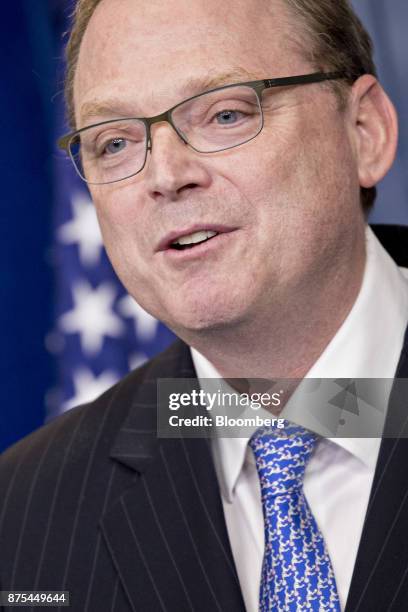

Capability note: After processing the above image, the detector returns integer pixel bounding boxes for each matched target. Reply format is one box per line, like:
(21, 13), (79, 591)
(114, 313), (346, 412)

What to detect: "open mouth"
(170, 230), (218, 250)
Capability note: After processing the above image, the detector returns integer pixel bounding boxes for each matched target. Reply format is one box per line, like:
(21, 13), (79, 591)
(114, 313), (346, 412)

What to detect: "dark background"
(1, 1), (407, 452)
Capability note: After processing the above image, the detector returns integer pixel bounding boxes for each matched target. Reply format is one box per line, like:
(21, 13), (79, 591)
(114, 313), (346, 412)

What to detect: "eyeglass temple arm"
(263, 71), (350, 90)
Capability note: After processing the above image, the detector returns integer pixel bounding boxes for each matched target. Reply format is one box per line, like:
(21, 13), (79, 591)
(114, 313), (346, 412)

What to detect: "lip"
(156, 224), (237, 252)
(161, 229), (238, 262)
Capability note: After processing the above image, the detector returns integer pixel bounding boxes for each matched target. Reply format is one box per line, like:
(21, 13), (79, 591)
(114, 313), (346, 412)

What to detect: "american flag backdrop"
(49, 78), (175, 418)
(50, 160), (176, 417)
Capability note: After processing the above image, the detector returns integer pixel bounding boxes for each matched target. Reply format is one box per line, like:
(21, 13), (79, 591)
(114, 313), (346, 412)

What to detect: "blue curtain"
(0, 1), (56, 451)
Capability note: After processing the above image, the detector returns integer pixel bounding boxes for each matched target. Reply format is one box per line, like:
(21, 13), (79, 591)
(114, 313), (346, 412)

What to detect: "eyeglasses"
(58, 71), (347, 185)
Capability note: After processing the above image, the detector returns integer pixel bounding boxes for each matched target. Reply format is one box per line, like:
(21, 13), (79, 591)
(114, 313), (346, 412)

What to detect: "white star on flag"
(63, 367), (120, 410)
(58, 191), (104, 266)
(59, 280), (125, 355)
(118, 294), (159, 341)
(128, 351), (149, 371)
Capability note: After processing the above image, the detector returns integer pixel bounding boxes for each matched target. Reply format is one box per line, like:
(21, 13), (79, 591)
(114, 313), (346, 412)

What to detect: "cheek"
(92, 191), (151, 279)
(235, 116), (360, 278)
(93, 181), (146, 243)
(253, 114), (357, 217)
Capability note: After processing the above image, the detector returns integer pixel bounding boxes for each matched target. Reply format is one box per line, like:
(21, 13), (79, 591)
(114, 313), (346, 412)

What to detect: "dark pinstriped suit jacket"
(1, 225), (408, 612)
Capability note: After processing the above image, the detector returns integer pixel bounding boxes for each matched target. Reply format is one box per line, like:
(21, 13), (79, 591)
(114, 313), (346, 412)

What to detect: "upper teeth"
(172, 230), (218, 246)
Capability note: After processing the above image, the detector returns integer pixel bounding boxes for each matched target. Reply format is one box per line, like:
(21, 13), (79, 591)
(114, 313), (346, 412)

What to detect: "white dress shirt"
(191, 227), (408, 611)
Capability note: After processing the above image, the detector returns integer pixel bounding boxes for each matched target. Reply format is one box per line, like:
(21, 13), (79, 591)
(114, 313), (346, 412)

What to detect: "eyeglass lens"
(69, 85), (263, 184)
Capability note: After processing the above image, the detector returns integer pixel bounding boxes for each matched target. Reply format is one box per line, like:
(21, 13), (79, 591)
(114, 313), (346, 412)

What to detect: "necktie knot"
(249, 421), (318, 497)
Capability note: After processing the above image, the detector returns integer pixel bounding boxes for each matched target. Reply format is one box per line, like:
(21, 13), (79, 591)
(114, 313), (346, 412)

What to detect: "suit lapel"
(100, 341), (246, 611)
(345, 328), (408, 612)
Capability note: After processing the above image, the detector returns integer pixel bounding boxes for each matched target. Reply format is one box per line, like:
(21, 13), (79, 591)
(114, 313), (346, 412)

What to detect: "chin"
(162, 295), (249, 337)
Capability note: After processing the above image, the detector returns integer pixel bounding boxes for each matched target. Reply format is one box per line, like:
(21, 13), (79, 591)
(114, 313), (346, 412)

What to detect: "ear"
(348, 74), (398, 189)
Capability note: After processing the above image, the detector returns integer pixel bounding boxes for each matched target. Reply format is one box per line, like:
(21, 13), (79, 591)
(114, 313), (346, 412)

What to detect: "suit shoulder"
(0, 341), (181, 480)
(0, 339), (189, 483)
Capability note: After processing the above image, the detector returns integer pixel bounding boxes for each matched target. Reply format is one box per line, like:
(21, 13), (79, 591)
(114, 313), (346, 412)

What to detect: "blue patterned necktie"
(249, 422), (341, 611)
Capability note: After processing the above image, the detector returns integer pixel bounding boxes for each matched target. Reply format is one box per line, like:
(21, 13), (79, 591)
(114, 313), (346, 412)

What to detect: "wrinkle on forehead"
(74, 0), (307, 125)
(78, 67), (260, 125)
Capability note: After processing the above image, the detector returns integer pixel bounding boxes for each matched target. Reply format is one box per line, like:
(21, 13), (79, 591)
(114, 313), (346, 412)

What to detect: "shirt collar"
(191, 227), (408, 501)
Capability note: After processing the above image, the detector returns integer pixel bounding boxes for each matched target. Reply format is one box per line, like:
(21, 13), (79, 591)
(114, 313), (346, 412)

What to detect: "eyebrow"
(178, 67), (255, 97)
(78, 67), (256, 126)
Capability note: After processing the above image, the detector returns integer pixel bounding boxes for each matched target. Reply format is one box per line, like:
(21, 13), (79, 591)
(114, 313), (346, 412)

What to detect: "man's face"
(74, 0), (364, 338)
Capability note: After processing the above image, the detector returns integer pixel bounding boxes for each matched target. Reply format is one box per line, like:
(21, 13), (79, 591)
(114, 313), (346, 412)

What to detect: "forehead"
(74, 0), (307, 124)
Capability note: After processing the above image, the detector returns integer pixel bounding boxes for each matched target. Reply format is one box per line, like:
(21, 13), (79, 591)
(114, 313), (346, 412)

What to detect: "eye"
(104, 138), (127, 155)
(215, 110), (242, 125)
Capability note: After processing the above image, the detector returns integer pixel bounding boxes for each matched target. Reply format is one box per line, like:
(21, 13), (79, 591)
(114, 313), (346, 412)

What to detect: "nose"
(143, 122), (212, 201)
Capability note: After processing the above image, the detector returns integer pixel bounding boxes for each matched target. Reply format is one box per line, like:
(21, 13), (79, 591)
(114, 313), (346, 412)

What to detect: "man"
(1, 0), (408, 610)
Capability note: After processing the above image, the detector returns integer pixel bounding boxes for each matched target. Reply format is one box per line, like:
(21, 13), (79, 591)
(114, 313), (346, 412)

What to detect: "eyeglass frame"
(58, 71), (349, 185)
